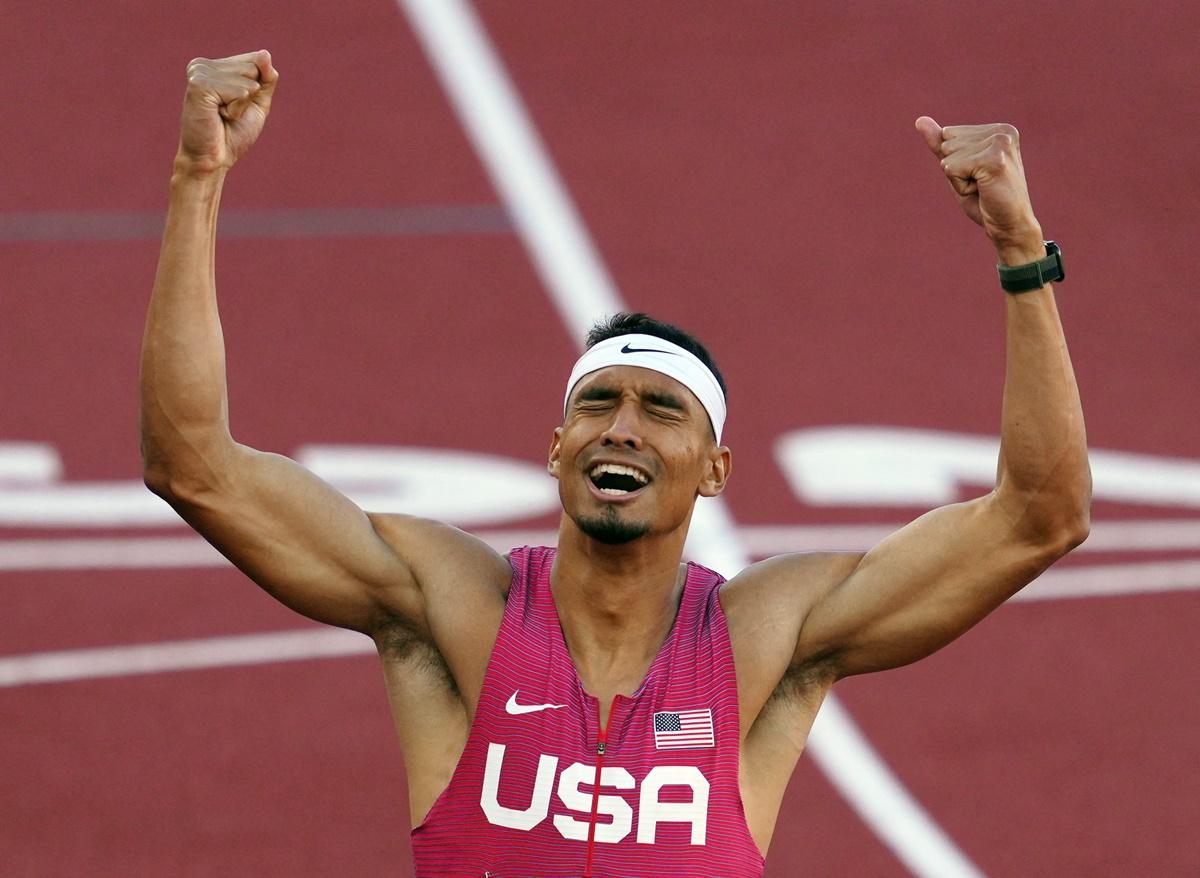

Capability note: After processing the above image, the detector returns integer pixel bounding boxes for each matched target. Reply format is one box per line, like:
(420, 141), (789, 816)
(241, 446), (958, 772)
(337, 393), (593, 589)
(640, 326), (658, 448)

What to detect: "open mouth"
(587, 462), (651, 497)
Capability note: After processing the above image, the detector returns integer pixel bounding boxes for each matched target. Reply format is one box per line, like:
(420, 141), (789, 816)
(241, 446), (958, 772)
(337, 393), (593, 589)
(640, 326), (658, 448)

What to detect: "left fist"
(915, 117), (1043, 264)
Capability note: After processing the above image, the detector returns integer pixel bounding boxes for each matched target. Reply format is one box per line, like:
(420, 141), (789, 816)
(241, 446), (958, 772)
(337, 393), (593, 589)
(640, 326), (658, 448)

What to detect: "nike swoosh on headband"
(620, 342), (680, 355)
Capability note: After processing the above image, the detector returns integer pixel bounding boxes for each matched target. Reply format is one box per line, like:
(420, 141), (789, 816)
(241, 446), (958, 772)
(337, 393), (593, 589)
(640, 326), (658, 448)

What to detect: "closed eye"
(643, 391), (688, 421)
(643, 390), (686, 412)
(570, 385), (689, 421)
(646, 404), (684, 421)
(573, 387), (620, 408)
(576, 403), (615, 415)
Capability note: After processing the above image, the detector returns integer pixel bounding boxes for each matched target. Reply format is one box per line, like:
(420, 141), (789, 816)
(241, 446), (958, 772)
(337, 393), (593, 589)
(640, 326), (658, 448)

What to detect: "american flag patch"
(653, 709), (715, 750)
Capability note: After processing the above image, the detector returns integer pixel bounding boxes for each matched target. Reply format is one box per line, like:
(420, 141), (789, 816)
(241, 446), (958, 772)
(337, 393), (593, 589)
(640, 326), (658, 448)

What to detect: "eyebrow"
(574, 385), (621, 404)
(643, 390), (687, 412)
(573, 384), (688, 413)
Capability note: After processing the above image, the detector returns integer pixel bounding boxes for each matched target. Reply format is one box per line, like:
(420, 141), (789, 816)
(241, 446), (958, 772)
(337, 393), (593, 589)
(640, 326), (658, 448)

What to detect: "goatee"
(575, 506), (650, 545)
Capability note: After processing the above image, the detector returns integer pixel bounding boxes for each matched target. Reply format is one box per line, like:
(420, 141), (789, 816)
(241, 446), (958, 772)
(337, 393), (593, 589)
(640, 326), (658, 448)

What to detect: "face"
(548, 365), (731, 545)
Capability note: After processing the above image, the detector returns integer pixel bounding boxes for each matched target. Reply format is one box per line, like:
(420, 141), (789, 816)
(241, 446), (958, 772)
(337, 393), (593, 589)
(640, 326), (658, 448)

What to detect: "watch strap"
(996, 240), (1064, 293)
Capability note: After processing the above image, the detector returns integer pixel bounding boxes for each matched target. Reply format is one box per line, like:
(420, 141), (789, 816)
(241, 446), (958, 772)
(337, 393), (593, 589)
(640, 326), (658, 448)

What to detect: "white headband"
(563, 334), (727, 443)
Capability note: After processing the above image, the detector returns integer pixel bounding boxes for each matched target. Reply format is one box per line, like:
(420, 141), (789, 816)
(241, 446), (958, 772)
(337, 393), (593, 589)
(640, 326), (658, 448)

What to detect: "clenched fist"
(915, 116), (1043, 265)
(176, 50), (278, 176)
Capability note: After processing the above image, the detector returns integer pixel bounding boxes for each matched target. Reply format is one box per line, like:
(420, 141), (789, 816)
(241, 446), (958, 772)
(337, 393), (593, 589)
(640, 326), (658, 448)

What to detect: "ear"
(698, 445), (732, 498)
(547, 427), (564, 479)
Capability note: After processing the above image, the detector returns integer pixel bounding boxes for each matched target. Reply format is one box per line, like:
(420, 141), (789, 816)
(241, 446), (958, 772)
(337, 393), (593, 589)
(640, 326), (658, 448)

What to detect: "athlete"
(141, 51), (1091, 876)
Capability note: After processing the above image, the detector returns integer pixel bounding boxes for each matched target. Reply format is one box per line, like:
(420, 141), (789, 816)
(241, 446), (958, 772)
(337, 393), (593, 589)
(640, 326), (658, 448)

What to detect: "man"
(141, 50), (1090, 876)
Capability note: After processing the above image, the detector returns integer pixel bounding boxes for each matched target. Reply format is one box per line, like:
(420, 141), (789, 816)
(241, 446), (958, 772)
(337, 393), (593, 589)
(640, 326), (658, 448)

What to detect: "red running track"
(2, 1), (1198, 875)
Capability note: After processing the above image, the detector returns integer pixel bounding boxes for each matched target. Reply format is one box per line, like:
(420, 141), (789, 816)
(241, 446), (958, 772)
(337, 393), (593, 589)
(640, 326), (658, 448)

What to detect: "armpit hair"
(769, 651), (839, 707)
(372, 614), (460, 696)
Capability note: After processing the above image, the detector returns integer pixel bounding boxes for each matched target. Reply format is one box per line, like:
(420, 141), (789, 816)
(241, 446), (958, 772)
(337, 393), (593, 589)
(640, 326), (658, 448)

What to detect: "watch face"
(1042, 242), (1064, 282)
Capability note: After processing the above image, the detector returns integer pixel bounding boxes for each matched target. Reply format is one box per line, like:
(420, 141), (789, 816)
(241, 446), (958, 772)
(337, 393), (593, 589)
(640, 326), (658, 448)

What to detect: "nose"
(600, 401), (643, 450)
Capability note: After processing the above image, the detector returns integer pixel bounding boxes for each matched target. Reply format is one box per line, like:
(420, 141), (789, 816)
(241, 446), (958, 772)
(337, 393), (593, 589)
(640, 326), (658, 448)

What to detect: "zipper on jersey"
(583, 696), (617, 878)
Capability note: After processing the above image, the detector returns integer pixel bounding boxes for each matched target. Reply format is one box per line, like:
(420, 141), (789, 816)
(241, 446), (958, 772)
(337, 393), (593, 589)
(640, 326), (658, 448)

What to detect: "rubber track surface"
(2, 2), (1197, 874)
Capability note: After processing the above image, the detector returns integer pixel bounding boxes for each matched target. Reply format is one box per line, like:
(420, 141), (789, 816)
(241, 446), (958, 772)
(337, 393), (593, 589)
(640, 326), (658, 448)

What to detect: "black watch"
(996, 241), (1064, 293)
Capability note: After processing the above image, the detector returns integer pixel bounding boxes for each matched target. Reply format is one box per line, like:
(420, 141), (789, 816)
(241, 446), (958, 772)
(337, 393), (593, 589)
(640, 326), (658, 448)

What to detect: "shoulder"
(719, 551), (864, 623)
(366, 512), (513, 601)
(366, 514), (516, 712)
(719, 552), (864, 721)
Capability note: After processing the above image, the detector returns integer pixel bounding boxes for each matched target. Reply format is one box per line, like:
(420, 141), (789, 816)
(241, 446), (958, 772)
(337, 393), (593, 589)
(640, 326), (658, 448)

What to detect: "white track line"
(7, 534), (1198, 607)
(395, 0), (621, 335)
(0, 629), (373, 688)
(6, 533), (1196, 603)
(737, 518), (1200, 554)
(0, 532), (559, 570)
(4, 557), (1194, 690)
(0, 536), (226, 570)
(1014, 559), (1200, 601)
(4, 518), (1198, 571)
(396, 1), (985, 875)
(5, 534), (1200, 604)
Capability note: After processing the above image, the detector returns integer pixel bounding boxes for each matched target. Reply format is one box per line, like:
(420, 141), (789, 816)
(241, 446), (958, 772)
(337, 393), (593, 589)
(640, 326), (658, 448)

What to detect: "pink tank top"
(411, 546), (765, 877)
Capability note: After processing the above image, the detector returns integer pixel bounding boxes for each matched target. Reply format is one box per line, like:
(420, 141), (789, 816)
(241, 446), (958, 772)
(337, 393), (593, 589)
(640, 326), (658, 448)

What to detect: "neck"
(550, 514), (689, 695)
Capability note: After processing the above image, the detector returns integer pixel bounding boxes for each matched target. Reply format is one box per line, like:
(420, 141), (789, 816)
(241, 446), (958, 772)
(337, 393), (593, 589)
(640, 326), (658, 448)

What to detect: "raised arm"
(766, 118), (1091, 680)
(140, 52), (506, 636)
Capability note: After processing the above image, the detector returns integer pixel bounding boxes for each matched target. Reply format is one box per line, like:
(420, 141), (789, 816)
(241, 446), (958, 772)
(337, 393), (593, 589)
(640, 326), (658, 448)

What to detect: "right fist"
(177, 50), (278, 175)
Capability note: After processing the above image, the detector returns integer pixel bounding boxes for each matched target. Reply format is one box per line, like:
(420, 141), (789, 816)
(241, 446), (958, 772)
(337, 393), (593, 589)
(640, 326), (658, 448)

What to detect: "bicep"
(794, 493), (1058, 678)
(159, 443), (419, 632)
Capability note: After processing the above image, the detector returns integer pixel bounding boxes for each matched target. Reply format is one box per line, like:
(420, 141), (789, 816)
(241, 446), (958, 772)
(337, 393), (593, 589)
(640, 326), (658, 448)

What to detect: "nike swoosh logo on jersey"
(505, 691), (567, 715)
(620, 342), (680, 355)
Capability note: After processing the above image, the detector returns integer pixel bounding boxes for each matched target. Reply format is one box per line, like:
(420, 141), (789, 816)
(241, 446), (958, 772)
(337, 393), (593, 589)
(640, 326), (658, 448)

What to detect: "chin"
(574, 508), (650, 545)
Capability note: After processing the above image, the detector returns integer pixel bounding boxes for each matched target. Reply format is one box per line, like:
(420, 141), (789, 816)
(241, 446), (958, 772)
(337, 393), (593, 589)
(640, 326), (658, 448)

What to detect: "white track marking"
(396, 0), (621, 334)
(778, 427), (1200, 509)
(0, 443), (559, 528)
(807, 697), (982, 878)
(0, 536), (224, 570)
(0, 443), (60, 481)
(5, 529), (1200, 603)
(397, 1), (986, 874)
(0, 532), (554, 571)
(0, 629), (373, 688)
(735, 518), (1200, 554)
(3, 559), (1194, 690)
(1013, 559), (1200, 601)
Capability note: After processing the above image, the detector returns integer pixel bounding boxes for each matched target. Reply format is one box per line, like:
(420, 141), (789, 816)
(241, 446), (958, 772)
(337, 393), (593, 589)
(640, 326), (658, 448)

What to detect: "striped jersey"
(411, 546), (765, 877)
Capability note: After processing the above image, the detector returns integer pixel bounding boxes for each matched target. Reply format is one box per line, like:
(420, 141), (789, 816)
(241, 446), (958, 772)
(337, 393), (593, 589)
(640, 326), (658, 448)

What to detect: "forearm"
(994, 268), (1091, 546)
(140, 166), (235, 489)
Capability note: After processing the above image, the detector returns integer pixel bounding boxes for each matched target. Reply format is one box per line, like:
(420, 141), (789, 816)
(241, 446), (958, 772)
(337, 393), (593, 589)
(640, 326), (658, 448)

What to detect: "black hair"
(584, 312), (728, 398)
